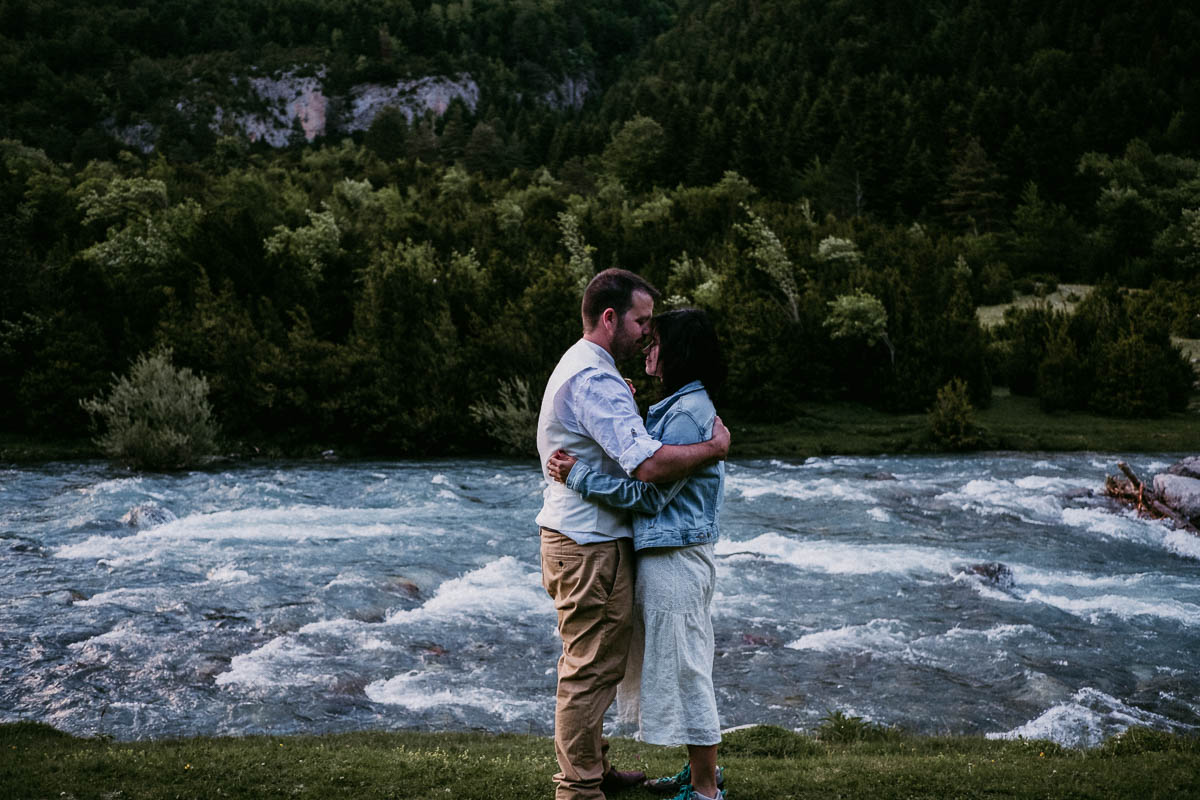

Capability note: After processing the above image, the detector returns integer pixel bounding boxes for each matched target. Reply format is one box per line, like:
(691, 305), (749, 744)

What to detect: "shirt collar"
(580, 338), (616, 368)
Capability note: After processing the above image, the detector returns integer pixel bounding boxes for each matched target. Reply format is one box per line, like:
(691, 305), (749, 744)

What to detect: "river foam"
(365, 670), (547, 723)
(7, 455), (1199, 746)
(715, 532), (957, 576)
(987, 687), (1195, 748)
(385, 556), (551, 625)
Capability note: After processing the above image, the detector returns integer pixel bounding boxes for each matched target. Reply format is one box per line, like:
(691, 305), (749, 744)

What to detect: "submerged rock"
(45, 589), (88, 605)
(385, 577), (421, 598)
(966, 562), (1015, 589)
(740, 632), (781, 647)
(120, 504), (177, 528)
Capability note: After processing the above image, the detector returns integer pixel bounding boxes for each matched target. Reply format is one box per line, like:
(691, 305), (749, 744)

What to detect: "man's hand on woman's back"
(711, 416), (730, 460)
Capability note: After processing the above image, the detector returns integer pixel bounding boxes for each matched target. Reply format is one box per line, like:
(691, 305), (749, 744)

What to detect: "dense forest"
(1, 0), (1198, 456)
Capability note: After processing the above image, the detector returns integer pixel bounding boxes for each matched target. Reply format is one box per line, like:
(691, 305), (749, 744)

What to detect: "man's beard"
(611, 327), (642, 361)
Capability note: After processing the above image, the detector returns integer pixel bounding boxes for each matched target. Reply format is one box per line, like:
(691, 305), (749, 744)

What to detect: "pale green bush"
(928, 378), (984, 451)
(557, 211), (595, 294)
(824, 289), (895, 363)
(469, 377), (539, 457)
(735, 204), (804, 323)
(80, 348), (218, 470)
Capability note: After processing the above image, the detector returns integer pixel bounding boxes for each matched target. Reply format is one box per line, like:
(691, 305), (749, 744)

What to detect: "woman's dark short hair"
(653, 308), (727, 397)
(582, 268), (660, 331)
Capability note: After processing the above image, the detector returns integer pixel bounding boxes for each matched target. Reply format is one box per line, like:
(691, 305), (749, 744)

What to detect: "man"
(536, 268), (731, 800)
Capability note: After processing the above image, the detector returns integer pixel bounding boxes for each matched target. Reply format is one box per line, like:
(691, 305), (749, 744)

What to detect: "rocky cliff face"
(111, 67), (488, 152)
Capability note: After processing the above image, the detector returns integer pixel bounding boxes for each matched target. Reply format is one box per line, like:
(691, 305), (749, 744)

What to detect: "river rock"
(1152, 474), (1200, 522)
(385, 577), (421, 598)
(120, 503), (177, 528)
(966, 562), (1015, 589)
(45, 589), (88, 605)
(1167, 457), (1200, 480)
(740, 632), (781, 647)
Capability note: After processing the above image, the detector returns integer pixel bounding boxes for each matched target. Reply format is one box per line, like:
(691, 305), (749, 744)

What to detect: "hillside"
(1, 0), (1197, 454)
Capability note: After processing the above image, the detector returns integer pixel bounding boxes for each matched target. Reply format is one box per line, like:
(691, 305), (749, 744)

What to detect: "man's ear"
(600, 307), (617, 331)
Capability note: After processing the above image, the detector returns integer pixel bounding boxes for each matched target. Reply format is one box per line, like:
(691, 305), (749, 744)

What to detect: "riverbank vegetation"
(2, 720), (1197, 799)
(2, 2), (1199, 459)
(5, 386), (1200, 464)
(731, 391), (1200, 459)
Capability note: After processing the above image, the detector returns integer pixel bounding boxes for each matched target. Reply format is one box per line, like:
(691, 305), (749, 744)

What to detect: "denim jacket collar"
(647, 380), (705, 424)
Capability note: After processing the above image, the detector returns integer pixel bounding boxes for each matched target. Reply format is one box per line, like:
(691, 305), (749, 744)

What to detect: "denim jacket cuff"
(566, 461), (591, 491)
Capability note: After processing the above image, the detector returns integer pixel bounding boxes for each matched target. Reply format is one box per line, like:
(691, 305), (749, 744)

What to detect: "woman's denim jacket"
(565, 380), (724, 551)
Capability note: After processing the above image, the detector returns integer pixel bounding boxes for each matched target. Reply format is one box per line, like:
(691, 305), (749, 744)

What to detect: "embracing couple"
(536, 268), (729, 800)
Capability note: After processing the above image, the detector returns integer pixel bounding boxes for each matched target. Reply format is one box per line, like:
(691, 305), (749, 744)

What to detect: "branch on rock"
(1149, 499), (1197, 532)
(1118, 462), (1142, 490)
(1104, 461), (1200, 535)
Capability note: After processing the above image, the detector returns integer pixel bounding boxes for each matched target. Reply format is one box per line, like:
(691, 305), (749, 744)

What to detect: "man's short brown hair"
(581, 268), (660, 331)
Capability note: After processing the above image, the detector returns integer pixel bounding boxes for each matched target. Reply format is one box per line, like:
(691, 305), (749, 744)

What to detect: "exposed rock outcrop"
(106, 66), (560, 153)
(543, 74), (590, 111)
(342, 75), (480, 131)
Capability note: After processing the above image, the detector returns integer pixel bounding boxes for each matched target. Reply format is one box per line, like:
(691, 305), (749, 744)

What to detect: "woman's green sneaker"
(665, 787), (726, 800)
(644, 763), (725, 795)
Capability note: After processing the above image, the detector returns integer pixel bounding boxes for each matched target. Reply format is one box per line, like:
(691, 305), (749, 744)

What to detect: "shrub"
(80, 348), (218, 470)
(721, 724), (821, 757)
(816, 710), (899, 743)
(977, 262), (1014, 305)
(928, 377), (985, 450)
(993, 306), (1055, 394)
(1037, 321), (1087, 411)
(469, 377), (539, 457)
(1099, 726), (1200, 756)
(824, 289), (894, 363)
(1027, 273), (1060, 297)
(1089, 328), (1175, 417)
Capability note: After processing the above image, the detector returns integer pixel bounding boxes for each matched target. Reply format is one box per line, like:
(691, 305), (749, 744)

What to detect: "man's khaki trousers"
(540, 528), (635, 800)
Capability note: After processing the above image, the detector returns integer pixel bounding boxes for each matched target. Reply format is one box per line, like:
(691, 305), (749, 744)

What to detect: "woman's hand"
(546, 449), (578, 483)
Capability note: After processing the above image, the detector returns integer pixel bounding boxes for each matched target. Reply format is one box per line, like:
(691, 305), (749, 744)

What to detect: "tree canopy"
(1, 0), (1197, 454)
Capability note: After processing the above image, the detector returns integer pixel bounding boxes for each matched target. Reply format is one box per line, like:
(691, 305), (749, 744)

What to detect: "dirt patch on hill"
(975, 284), (1095, 328)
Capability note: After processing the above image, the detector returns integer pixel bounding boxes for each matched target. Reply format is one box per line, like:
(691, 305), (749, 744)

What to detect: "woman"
(546, 308), (727, 800)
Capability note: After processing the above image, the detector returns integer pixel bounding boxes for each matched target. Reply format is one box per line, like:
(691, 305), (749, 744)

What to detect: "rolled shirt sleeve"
(564, 369), (662, 475)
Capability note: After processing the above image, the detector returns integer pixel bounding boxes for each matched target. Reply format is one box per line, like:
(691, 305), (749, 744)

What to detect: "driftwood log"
(1104, 461), (1200, 535)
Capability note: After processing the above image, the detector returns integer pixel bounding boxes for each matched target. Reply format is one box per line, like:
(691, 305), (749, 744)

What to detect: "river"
(2, 453), (1198, 747)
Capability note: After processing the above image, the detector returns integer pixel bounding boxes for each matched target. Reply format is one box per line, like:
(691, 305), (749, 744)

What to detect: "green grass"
(5, 386), (1200, 466)
(2, 721), (1197, 799)
(727, 390), (1200, 459)
(0, 432), (100, 463)
(7, 383), (1200, 465)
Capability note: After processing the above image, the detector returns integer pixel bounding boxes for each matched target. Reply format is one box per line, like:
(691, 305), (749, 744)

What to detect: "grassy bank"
(0, 433), (100, 463)
(4, 389), (1199, 466)
(728, 390), (1200, 460)
(2, 721), (1197, 800)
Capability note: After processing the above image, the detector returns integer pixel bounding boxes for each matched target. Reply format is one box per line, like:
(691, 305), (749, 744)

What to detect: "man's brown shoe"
(600, 768), (647, 793)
